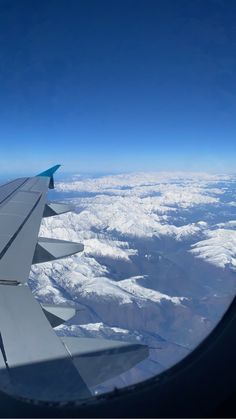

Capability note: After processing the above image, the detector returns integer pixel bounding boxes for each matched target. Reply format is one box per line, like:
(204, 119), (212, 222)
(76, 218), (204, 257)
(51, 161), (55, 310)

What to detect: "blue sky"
(0, 0), (236, 175)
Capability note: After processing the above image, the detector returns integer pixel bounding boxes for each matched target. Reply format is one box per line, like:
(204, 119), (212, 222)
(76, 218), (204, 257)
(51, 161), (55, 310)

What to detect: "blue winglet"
(37, 165), (61, 189)
(37, 165), (61, 178)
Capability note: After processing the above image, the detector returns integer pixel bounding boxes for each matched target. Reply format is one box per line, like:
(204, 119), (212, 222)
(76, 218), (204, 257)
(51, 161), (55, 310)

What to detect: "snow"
(51, 172), (228, 239)
(191, 229), (236, 269)
(29, 170), (236, 393)
(57, 171), (233, 194)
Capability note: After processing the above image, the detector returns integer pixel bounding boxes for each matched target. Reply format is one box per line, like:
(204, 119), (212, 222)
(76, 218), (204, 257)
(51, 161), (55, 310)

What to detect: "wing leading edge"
(0, 166), (149, 403)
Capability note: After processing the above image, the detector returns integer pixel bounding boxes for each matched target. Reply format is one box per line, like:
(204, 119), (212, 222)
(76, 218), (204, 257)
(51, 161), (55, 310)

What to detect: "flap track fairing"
(41, 304), (76, 327)
(33, 237), (84, 264)
(43, 202), (74, 218)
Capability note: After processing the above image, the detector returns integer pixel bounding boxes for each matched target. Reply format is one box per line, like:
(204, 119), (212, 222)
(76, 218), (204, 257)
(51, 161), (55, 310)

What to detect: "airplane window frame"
(0, 293), (235, 417)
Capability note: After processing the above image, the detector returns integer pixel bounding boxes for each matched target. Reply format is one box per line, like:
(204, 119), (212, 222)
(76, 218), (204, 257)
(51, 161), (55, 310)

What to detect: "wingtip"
(37, 165), (61, 178)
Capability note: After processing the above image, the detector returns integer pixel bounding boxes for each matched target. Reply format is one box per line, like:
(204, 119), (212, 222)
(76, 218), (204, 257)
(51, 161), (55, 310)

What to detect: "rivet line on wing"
(0, 194), (42, 260)
(0, 332), (9, 369)
(0, 178), (29, 206)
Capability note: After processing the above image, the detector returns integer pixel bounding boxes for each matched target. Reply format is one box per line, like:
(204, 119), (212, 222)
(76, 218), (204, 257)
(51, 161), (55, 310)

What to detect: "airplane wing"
(0, 166), (149, 403)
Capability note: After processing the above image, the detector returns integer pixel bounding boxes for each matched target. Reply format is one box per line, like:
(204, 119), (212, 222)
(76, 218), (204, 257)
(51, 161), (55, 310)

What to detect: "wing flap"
(62, 337), (149, 387)
(0, 285), (91, 401)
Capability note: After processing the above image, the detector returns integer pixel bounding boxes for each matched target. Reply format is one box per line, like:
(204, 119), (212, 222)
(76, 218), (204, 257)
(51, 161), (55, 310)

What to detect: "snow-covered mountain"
(29, 171), (236, 394)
